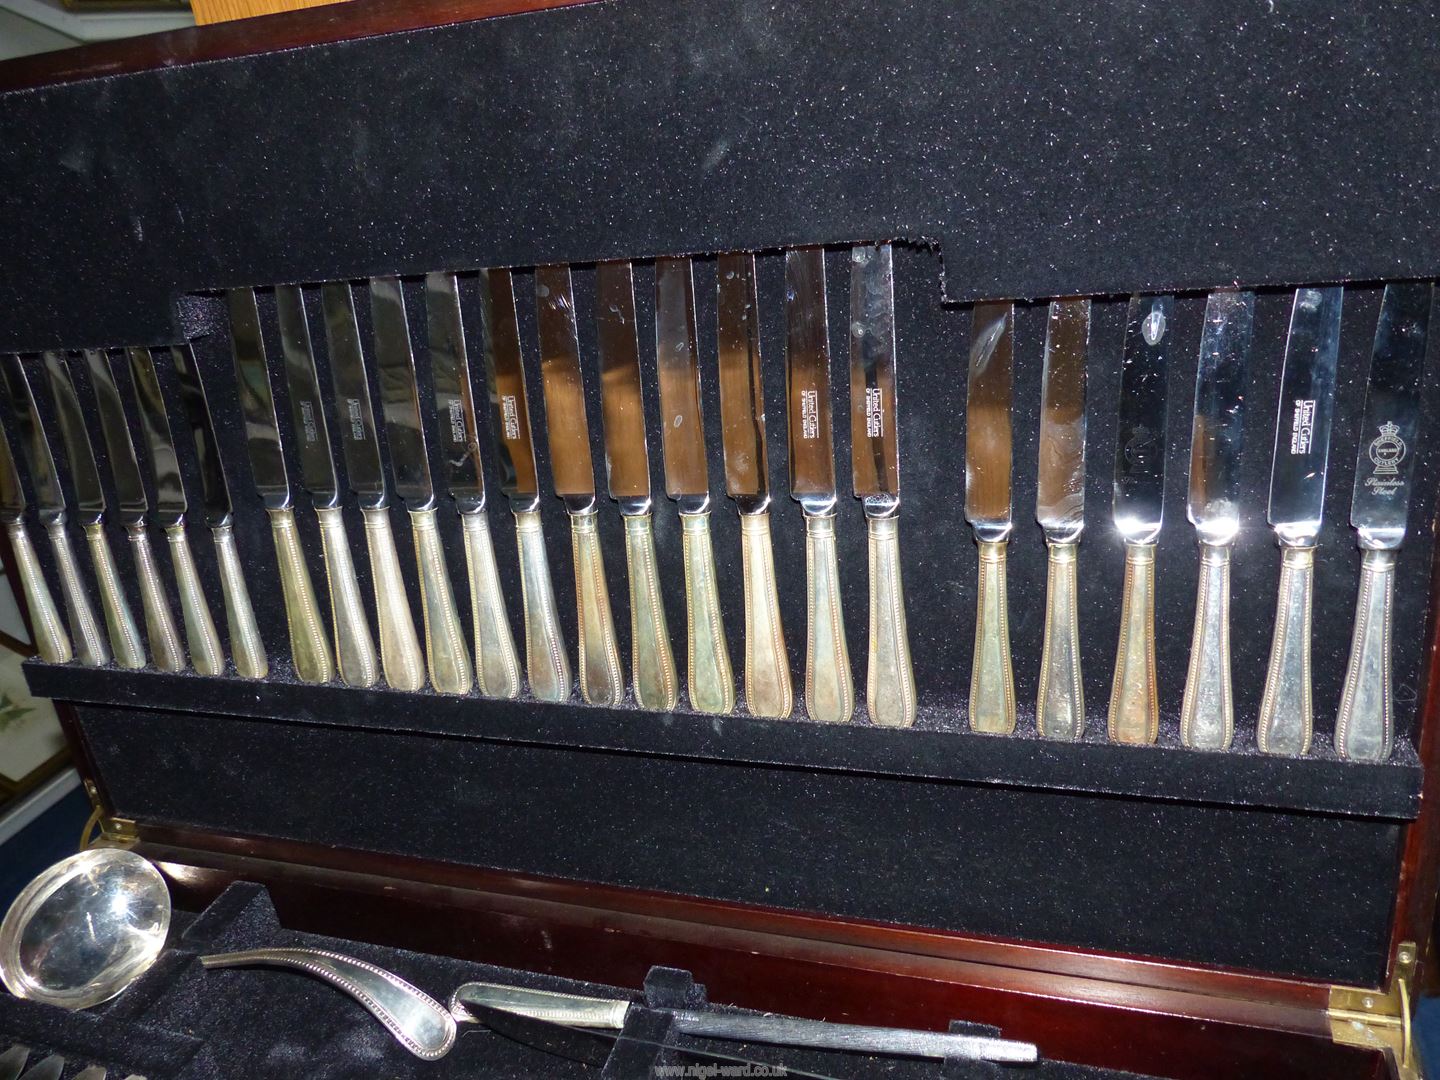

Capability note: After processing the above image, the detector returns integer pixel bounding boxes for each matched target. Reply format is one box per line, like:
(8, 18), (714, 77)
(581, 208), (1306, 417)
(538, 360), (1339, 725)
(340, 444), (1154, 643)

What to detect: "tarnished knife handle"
(408, 507), (473, 696)
(867, 514), (915, 728)
(1180, 543), (1234, 750)
(212, 524), (268, 679)
(739, 512), (791, 718)
(265, 508), (333, 684)
(1257, 545), (1314, 756)
(623, 512), (678, 711)
(460, 510), (521, 699)
(315, 506), (379, 689)
(803, 511), (853, 723)
(84, 522), (143, 669)
(48, 520), (108, 667)
(969, 538), (1014, 734)
(514, 509), (571, 702)
(681, 511), (735, 715)
(166, 524), (225, 676)
(360, 507), (424, 692)
(569, 510), (623, 706)
(1036, 541), (1082, 739)
(128, 523), (184, 672)
(1337, 548), (1397, 762)
(7, 521), (71, 663)
(1108, 541), (1158, 745)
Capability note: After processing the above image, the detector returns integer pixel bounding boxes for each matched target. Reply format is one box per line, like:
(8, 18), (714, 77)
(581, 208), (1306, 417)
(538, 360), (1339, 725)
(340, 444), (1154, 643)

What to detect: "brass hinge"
(80, 779), (139, 849)
(1328, 941), (1419, 1080)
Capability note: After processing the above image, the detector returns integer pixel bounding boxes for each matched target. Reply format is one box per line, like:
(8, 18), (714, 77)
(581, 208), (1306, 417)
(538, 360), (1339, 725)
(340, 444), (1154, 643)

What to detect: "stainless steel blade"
(594, 261), (651, 511)
(1113, 295), (1174, 545)
(965, 302), (1013, 540)
(1350, 282), (1431, 550)
(425, 271), (486, 514)
(785, 247), (837, 514)
(82, 350), (148, 525)
(849, 243), (900, 514)
(227, 288), (292, 510)
(715, 252), (769, 512)
(169, 344), (234, 528)
(42, 352), (106, 525)
(0, 414), (26, 523)
(1187, 290), (1255, 546)
(476, 269), (541, 512)
(1267, 286), (1343, 545)
(1036, 299), (1089, 543)
(276, 285), (341, 509)
(369, 275), (435, 509)
(535, 265), (597, 509)
(655, 257), (710, 510)
(320, 282), (388, 510)
(127, 347), (187, 525)
(1, 356), (66, 523)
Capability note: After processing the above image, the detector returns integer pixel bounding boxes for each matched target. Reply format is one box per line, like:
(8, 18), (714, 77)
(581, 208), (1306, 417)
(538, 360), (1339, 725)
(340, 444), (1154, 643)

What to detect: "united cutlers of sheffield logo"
(1365, 421), (1407, 494)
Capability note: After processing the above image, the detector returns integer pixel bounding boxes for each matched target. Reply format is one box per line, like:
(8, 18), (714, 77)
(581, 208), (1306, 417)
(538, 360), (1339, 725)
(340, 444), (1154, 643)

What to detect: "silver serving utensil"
(72, 1067), (107, 1080)
(0, 1045), (29, 1080)
(16, 1055), (61, 1080)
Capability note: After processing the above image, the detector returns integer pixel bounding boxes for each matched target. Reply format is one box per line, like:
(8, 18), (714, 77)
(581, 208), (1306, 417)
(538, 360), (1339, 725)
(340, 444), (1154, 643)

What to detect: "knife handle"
(128, 523), (185, 672)
(514, 509), (571, 702)
(1036, 540), (1082, 739)
(266, 508), (334, 684)
(623, 512), (678, 711)
(360, 507), (425, 692)
(1108, 541), (1158, 745)
(213, 523), (269, 679)
(7, 521), (71, 663)
(1336, 548), (1397, 762)
(84, 522), (143, 669)
(1258, 545), (1315, 756)
(681, 511), (735, 715)
(1180, 542), (1234, 750)
(803, 511), (854, 723)
(570, 509), (624, 707)
(316, 506), (379, 689)
(165, 523), (225, 676)
(408, 507), (474, 696)
(969, 538), (1015, 734)
(460, 510), (521, 699)
(47, 520), (107, 667)
(867, 514), (916, 728)
(739, 511), (792, 719)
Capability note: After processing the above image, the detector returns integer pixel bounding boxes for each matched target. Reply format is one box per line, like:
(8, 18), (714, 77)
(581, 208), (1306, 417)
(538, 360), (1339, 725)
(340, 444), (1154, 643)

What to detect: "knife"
(41, 352), (144, 669)
(369, 275), (474, 696)
(716, 253), (792, 718)
(655, 257), (733, 713)
(536, 264), (624, 707)
(276, 285), (380, 689)
(1180, 291), (1255, 751)
(168, 343), (269, 680)
(227, 288), (335, 684)
(1337, 284), (1430, 762)
(425, 270), (522, 699)
(849, 244), (915, 727)
(0, 356), (107, 667)
(1258, 286), (1343, 757)
(320, 282), (425, 692)
(785, 247), (853, 723)
(965, 302), (1015, 733)
(1035, 299), (1091, 739)
(594, 260), (679, 711)
(0, 410), (69, 663)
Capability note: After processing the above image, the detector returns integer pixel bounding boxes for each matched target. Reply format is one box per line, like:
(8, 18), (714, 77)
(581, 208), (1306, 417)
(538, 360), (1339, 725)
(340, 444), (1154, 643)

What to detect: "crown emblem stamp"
(1366, 421), (1407, 493)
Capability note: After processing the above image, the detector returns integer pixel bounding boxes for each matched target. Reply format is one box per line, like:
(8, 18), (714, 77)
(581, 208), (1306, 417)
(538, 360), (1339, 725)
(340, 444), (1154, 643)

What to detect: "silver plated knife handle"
(1108, 541), (1159, 745)
(1337, 548), (1397, 762)
(1036, 540), (1082, 739)
(623, 512), (678, 711)
(84, 523), (143, 669)
(265, 508), (333, 685)
(360, 507), (424, 692)
(128, 524), (184, 672)
(166, 524), (224, 676)
(681, 511), (735, 715)
(48, 521), (107, 668)
(212, 524), (268, 679)
(514, 509), (571, 702)
(570, 510), (623, 706)
(803, 511), (854, 723)
(1180, 543), (1234, 750)
(1258, 545), (1314, 756)
(739, 512), (792, 719)
(315, 507), (378, 689)
(460, 511), (521, 699)
(8, 521), (71, 664)
(867, 514), (915, 727)
(969, 539), (1015, 734)
(408, 508), (473, 696)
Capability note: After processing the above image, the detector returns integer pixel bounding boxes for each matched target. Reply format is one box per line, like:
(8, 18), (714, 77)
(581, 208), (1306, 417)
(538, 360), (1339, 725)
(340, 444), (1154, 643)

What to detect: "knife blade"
(276, 284), (379, 689)
(536, 264), (623, 707)
(1034, 298), (1091, 739)
(43, 351), (144, 669)
(367, 275), (474, 696)
(228, 288), (335, 684)
(1337, 284), (1430, 762)
(0, 411), (70, 663)
(785, 247), (853, 723)
(168, 343), (268, 679)
(425, 270), (521, 699)
(1258, 286), (1343, 756)
(850, 244), (915, 728)
(1108, 295), (1174, 745)
(1, 355), (107, 667)
(715, 253), (792, 718)
(1180, 290), (1255, 751)
(965, 301), (1016, 734)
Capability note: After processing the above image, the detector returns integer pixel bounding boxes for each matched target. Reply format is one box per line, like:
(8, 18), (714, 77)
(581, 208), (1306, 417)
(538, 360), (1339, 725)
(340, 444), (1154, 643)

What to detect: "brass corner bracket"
(1329, 941), (1418, 1080)
(80, 778), (139, 849)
